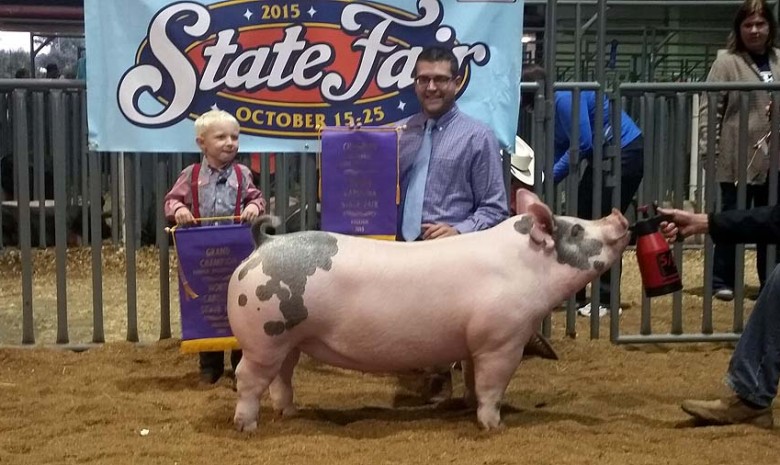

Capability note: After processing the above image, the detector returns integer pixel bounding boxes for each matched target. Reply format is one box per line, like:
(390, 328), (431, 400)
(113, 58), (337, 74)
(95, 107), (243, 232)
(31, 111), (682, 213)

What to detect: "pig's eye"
(570, 224), (584, 238)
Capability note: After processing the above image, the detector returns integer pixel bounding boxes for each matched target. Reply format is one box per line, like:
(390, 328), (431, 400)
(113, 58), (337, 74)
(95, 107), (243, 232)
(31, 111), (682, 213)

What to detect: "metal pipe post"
(50, 90), (69, 344)
(89, 149), (105, 343)
(156, 154), (171, 340)
(14, 90), (35, 344)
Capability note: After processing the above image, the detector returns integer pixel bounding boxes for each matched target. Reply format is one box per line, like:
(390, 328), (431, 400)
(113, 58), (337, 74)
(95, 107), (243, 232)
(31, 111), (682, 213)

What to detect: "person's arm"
(658, 208), (709, 239)
(709, 205), (780, 244)
(697, 56), (729, 161)
(163, 167), (193, 223)
(450, 130), (508, 234)
(553, 92), (594, 183)
(659, 205), (780, 244)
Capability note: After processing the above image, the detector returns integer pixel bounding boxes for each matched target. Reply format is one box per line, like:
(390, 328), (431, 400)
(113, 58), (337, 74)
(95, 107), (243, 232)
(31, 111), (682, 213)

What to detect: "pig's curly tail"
(251, 215), (281, 248)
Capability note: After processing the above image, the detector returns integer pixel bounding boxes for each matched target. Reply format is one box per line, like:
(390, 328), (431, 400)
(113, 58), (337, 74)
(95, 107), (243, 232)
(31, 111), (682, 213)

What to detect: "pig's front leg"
(234, 356), (284, 432)
(268, 348), (301, 418)
(472, 351), (524, 430)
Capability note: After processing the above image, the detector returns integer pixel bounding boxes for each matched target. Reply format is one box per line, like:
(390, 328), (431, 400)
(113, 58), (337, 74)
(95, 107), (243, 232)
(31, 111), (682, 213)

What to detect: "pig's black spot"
(238, 294), (247, 306)
(264, 321), (286, 336)
(593, 260), (605, 272)
(247, 231), (338, 336)
(238, 253), (263, 281)
(256, 285), (274, 301)
(513, 216), (534, 235)
(553, 218), (603, 270)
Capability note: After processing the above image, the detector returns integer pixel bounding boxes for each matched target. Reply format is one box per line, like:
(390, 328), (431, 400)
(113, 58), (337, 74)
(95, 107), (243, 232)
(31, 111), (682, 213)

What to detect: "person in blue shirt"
(521, 64), (644, 318)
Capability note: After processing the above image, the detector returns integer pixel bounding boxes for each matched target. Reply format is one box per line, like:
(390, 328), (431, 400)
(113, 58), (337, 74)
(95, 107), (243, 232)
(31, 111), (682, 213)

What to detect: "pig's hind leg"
(233, 355), (286, 432)
(269, 348), (301, 418)
(472, 351), (524, 430)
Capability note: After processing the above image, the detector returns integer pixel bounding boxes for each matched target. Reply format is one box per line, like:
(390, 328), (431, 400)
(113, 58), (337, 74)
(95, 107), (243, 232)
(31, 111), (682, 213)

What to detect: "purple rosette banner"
(173, 223), (254, 353)
(320, 127), (399, 239)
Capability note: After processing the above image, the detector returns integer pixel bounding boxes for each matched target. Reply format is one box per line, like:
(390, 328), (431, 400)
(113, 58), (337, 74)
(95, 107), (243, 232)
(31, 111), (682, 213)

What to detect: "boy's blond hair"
(194, 110), (239, 138)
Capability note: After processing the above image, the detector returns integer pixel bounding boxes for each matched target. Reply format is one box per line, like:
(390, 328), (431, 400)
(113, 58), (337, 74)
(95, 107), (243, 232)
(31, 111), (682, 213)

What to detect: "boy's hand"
(241, 204), (261, 223)
(174, 207), (195, 225)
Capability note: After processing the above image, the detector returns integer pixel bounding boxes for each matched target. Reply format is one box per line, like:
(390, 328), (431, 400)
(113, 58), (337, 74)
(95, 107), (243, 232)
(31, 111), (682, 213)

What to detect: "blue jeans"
(726, 264), (780, 408)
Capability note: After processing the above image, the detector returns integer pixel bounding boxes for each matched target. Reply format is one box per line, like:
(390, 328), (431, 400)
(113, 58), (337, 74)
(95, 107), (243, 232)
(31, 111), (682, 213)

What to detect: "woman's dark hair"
(727, 0), (777, 52)
(520, 63), (547, 108)
(414, 46), (459, 77)
(521, 63), (547, 83)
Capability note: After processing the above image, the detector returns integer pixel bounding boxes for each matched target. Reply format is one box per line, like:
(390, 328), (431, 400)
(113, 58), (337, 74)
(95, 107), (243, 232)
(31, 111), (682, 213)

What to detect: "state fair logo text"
(116, 0), (490, 138)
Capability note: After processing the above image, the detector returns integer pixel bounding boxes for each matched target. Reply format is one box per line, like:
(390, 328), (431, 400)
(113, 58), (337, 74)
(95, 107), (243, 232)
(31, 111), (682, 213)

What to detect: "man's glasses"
(414, 75), (453, 87)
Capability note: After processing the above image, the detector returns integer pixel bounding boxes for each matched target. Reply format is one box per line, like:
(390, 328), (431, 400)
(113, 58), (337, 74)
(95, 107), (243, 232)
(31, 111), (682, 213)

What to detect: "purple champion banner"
(173, 223), (254, 352)
(320, 128), (399, 238)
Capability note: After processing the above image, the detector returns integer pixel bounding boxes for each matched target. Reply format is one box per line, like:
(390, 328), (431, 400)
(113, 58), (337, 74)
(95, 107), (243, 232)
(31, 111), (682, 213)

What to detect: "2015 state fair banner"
(172, 223), (255, 353)
(84, 0), (523, 153)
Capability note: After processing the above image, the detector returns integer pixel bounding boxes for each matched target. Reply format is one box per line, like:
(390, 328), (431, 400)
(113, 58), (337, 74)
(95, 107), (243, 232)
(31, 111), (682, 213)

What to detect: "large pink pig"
(227, 189), (630, 431)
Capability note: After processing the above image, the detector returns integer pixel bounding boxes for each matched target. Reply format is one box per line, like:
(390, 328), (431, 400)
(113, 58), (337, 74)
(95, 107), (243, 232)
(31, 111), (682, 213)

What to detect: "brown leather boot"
(523, 331), (559, 360)
(681, 394), (774, 429)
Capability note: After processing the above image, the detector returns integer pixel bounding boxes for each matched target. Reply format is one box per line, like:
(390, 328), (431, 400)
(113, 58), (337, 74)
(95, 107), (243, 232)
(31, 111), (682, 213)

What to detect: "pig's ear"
(527, 203), (556, 252)
(515, 188), (540, 214)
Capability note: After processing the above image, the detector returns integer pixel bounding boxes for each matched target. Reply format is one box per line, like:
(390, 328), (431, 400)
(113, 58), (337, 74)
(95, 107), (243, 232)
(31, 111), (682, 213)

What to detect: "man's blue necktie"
(402, 119), (434, 241)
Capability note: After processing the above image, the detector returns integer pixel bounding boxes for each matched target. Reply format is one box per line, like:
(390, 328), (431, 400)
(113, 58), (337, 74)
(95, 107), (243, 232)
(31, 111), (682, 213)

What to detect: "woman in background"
(699, 0), (780, 300)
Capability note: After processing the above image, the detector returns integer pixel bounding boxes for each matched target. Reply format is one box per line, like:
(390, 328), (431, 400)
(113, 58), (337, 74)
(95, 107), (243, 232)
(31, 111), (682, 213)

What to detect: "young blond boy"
(164, 109), (266, 384)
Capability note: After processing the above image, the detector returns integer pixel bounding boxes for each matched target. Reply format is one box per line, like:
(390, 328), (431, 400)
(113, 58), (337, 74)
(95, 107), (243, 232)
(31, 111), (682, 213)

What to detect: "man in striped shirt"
(398, 47), (508, 241)
(397, 47), (557, 404)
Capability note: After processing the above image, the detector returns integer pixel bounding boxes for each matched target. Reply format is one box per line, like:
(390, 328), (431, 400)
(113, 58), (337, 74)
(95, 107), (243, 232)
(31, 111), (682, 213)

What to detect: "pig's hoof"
(234, 417), (258, 432)
(479, 420), (505, 431)
(274, 406), (299, 418)
(477, 409), (504, 431)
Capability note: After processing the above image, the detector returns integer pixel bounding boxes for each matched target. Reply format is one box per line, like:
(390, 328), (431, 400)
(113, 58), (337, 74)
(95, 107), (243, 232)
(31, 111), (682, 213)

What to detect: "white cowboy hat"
(510, 136), (536, 186)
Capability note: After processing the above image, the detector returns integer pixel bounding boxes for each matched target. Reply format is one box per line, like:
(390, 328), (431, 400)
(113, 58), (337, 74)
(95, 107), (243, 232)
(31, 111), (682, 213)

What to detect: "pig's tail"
(251, 215), (281, 247)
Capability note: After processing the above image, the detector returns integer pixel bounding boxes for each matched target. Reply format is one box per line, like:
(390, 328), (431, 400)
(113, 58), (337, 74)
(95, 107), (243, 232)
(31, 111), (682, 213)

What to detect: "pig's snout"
(602, 208), (630, 245)
(608, 208), (630, 230)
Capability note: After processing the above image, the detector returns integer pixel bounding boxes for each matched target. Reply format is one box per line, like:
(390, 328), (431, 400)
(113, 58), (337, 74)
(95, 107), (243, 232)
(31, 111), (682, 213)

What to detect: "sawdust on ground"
(0, 247), (777, 465)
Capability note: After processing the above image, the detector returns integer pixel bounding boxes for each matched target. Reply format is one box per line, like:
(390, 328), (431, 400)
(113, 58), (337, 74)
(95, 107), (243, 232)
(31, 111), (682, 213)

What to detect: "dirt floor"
(0, 246), (778, 465)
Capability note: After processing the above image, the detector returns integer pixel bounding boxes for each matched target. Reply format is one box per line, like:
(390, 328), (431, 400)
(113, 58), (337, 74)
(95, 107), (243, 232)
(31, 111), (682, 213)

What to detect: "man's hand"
(421, 223), (459, 240)
(657, 207), (709, 241)
(241, 203), (261, 223)
(174, 206), (195, 225)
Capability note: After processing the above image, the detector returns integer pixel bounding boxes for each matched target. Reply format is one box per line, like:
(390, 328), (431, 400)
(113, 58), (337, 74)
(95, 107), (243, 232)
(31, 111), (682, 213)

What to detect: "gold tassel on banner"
(180, 336), (240, 354)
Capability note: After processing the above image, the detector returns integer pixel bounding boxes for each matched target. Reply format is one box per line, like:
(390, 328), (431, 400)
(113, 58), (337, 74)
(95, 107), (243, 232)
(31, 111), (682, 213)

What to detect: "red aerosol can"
(632, 205), (683, 297)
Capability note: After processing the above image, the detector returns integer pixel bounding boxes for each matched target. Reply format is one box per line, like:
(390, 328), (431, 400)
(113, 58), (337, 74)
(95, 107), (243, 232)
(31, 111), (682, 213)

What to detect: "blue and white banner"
(85, 0), (523, 153)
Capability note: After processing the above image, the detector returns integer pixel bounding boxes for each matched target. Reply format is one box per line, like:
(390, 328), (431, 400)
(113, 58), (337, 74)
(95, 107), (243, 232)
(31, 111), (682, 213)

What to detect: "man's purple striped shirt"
(398, 105), (508, 236)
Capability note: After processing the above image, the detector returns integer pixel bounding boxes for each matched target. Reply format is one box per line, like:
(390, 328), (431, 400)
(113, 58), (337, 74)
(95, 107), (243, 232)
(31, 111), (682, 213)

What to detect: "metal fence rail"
(0, 80), (320, 348)
(519, 80), (780, 342)
(2, 75), (779, 347)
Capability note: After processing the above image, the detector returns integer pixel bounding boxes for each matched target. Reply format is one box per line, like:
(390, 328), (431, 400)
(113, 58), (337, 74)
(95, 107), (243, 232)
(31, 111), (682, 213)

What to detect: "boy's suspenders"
(190, 164), (243, 222)
(233, 165), (243, 219)
(190, 164), (201, 219)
